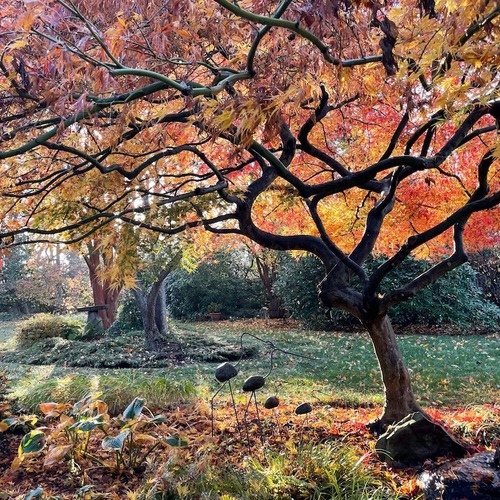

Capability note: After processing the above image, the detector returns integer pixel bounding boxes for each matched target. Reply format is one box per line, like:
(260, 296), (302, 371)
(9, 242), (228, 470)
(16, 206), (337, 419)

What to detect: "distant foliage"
(274, 254), (500, 332)
(469, 249), (500, 307)
(15, 314), (84, 348)
(0, 246), (91, 315)
(273, 254), (353, 329)
(274, 254), (360, 329)
(111, 290), (144, 333)
(166, 251), (264, 320)
(377, 257), (500, 331)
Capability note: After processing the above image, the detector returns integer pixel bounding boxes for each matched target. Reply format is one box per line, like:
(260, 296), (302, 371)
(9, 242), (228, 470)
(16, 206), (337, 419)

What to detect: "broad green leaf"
(102, 429), (130, 451)
(19, 430), (45, 456)
(122, 397), (145, 420)
(68, 415), (106, 432)
(164, 435), (188, 447)
(0, 416), (38, 432)
(0, 418), (17, 432)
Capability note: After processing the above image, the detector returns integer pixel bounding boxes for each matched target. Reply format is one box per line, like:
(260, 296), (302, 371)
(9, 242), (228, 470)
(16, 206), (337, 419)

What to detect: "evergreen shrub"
(166, 251), (264, 320)
(111, 290), (143, 334)
(273, 254), (500, 332)
(15, 313), (84, 347)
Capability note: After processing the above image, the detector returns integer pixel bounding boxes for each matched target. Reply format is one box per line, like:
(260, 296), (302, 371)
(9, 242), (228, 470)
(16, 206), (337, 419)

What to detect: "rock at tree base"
(418, 451), (500, 499)
(375, 412), (467, 466)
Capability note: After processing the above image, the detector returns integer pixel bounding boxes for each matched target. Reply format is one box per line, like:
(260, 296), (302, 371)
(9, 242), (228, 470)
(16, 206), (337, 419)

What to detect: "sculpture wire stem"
(253, 391), (265, 445)
(228, 380), (243, 440)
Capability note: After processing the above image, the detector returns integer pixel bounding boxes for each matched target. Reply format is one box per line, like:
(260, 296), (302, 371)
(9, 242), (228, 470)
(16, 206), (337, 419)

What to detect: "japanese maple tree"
(0, 0), (499, 429)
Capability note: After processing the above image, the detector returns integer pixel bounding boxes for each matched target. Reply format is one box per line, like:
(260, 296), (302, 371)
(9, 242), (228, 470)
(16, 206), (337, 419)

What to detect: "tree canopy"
(1, 0), (499, 426)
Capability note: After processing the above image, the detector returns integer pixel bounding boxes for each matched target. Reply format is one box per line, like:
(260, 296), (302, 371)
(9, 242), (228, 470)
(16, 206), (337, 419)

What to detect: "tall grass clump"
(138, 442), (398, 499)
(13, 373), (197, 414)
(15, 313), (84, 347)
(246, 442), (398, 499)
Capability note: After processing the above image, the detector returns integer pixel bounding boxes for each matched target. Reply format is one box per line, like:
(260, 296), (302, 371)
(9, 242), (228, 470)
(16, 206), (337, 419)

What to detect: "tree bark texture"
(363, 314), (424, 431)
(134, 269), (172, 352)
(84, 248), (121, 329)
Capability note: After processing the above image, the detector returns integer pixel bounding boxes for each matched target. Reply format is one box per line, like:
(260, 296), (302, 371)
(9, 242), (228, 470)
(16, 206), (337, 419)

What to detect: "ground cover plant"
(0, 318), (498, 498)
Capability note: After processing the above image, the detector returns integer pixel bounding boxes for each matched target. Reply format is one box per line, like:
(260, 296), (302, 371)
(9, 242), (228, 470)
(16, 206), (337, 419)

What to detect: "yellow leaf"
(39, 402), (68, 417)
(94, 400), (109, 415)
(175, 29), (192, 40)
(10, 455), (23, 471)
(8, 39), (28, 50)
(133, 433), (157, 445)
(213, 110), (235, 130)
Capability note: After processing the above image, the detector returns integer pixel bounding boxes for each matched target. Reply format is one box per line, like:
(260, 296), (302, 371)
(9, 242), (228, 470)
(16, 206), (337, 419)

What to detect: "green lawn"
(1, 318), (498, 411)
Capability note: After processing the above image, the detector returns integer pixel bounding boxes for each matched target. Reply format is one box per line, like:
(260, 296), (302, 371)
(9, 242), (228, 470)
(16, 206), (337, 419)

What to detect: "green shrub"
(376, 257), (500, 331)
(469, 248), (500, 307)
(111, 290), (144, 334)
(273, 254), (355, 330)
(166, 251), (265, 320)
(273, 254), (500, 331)
(15, 313), (84, 347)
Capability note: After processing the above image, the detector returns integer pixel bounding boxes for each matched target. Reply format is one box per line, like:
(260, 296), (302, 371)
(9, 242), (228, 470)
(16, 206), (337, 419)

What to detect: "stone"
(375, 412), (467, 466)
(418, 451), (500, 499)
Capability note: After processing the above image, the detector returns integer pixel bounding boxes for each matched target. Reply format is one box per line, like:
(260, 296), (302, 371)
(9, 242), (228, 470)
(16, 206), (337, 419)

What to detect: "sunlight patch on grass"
(0, 321), (17, 350)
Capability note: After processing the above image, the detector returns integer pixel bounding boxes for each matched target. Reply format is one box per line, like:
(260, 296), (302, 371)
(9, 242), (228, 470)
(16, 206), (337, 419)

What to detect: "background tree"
(0, 0), (499, 430)
(0, 244), (90, 314)
(131, 237), (182, 352)
(82, 235), (128, 329)
(249, 246), (286, 318)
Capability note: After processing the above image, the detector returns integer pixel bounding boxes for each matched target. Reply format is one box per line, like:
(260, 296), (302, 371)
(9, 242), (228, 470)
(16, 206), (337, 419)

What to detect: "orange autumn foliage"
(0, 0), (499, 426)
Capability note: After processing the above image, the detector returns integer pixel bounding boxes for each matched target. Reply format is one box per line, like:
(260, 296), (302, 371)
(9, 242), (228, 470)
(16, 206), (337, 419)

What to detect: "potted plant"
(207, 303), (222, 321)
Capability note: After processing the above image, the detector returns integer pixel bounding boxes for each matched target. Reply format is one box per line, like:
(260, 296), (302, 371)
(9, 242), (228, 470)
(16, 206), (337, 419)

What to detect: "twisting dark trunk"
(363, 314), (424, 432)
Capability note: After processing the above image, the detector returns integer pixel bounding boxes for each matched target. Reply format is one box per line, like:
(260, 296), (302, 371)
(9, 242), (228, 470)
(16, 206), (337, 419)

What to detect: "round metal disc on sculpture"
(215, 362), (238, 383)
(242, 375), (265, 392)
(295, 402), (312, 415)
(264, 396), (280, 409)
